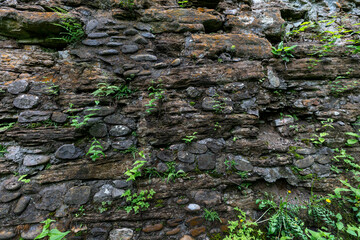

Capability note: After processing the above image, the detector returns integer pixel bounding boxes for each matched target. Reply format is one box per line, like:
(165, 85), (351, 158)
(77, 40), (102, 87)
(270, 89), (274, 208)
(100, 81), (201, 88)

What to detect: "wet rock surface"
(0, 0), (359, 239)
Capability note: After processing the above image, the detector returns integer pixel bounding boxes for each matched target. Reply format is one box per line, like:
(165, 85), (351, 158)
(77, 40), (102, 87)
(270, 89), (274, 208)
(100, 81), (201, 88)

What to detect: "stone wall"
(0, 0), (360, 239)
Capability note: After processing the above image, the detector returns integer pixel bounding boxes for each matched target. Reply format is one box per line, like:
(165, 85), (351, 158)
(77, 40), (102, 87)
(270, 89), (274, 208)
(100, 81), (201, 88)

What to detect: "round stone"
(55, 144), (83, 160)
(23, 155), (50, 167)
(7, 80), (28, 94)
(109, 125), (131, 137)
(13, 94), (39, 109)
(89, 123), (108, 137)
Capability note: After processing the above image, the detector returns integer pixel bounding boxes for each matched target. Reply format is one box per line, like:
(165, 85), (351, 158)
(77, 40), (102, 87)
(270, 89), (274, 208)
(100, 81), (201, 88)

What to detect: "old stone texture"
(64, 186), (91, 205)
(185, 34), (272, 60)
(0, 0), (359, 239)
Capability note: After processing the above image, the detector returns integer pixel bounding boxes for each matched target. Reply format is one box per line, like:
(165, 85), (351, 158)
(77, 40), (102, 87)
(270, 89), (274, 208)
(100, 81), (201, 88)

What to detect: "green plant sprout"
(34, 219), (70, 240)
(0, 122), (15, 132)
(178, 0), (189, 7)
(271, 41), (297, 63)
(18, 174), (30, 183)
(51, 7), (85, 43)
(86, 138), (105, 161)
(203, 208), (222, 222)
(145, 79), (165, 114)
(0, 145), (7, 157)
(122, 189), (156, 214)
(311, 132), (329, 145)
(124, 151), (147, 182)
(182, 132), (197, 144)
(98, 201), (112, 213)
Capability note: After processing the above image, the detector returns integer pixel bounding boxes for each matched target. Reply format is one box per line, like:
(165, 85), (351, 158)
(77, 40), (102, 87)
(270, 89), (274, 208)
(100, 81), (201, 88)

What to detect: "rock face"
(0, 0), (359, 239)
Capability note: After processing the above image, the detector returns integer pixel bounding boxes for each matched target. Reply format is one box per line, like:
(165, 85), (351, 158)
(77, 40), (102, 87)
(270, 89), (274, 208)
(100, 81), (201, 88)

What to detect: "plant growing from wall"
(223, 207), (264, 240)
(34, 219), (70, 240)
(182, 132), (197, 144)
(203, 208), (222, 222)
(178, 0), (189, 7)
(122, 189), (156, 214)
(86, 138), (105, 161)
(0, 145), (7, 157)
(0, 122), (15, 132)
(145, 79), (165, 114)
(256, 192), (307, 239)
(119, 0), (135, 9)
(51, 7), (85, 44)
(271, 41), (297, 64)
(92, 83), (133, 99)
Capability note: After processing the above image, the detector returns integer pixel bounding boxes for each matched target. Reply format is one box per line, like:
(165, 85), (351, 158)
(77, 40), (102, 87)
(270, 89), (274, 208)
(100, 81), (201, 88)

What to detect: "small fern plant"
(51, 7), (85, 43)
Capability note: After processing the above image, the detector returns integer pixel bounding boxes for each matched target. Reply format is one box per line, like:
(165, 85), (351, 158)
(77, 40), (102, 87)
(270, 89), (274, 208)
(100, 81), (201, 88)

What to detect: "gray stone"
(176, 163), (196, 173)
(0, 192), (21, 203)
(274, 118), (294, 127)
(3, 177), (21, 191)
(13, 94), (39, 109)
(112, 188), (125, 199)
(135, 23), (152, 31)
(157, 150), (174, 162)
(0, 205), (10, 218)
(4, 146), (22, 164)
(153, 62), (168, 69)
(171, 58), (181, 67)
(7, 80), (28, 94)
(121, 44), (139, 54)
(186, 143), (208, 154)
(109, 125), (131, 137)
(124, 70), (140, 78)
(55, 144), (83, 160)
(202, 97), (216, 110)
(268, 68), (281, 88)
(85, 19), (99, 34)
(193, 190), (221, 205)
(88, 32), (109, 38)
(21, 224), (42, 240)
(112, 139), (133, 150)
(197, 153), (216, 170)
(234, 155), (253, 172)
(109, 228), (134, 240)
(55, 204), (69, 218)
(186, 87), (201, 98)
(296, 148), (316, 155)
(130, 54), (157, 61)
(156, 162), (168, 173)
(51, 112), (68, 123)
(141, 32), (155, 39)
(35, 187), (64, 211)
(18, 111), (51, 123)
(104, 115), (136, 129)
(64, 186), (91, 205)
(315, 155), (331, 164)
(205, 139), (225, 153)
(99, 49), (119, 56)
(89, 123), (108, 138)
(134, 35), (148, 44)
(0, 229), (16, 240)
(185, 203), (201, 212)
(23, 155), (50, 166)
(82, 39), (102, 46)
(14, 196), (31, 214)
(113, 180), (132, 189)
(106, 42), (123, 47)
(312, 164), (331, 177)
(178, 151), (195, 163)
(294, 156), (315, 169)
(93, 185), (110, 202)
(84, 106), (115, 117)
(124, 28), (138, 36)
(254, 167), (298, 185)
